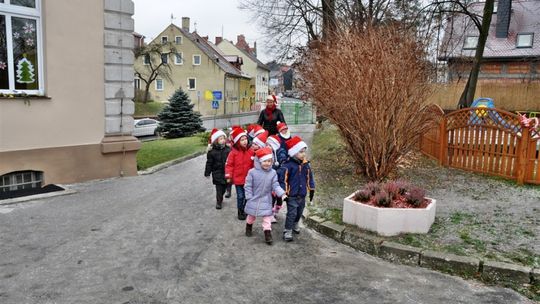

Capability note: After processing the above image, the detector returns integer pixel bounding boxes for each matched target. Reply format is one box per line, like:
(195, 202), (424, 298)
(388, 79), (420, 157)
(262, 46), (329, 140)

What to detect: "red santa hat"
(249, 124), (265, 138)
(255, 147), (273, 162)
(210, 128), (226, 144)
(267, 135), (281, 151)
(266, 94), (278, 104)
(252, 130), (268, 148)
(276, 121), (288, 133)
(286, 136), (308, 157)
(230, 127), (247, 144)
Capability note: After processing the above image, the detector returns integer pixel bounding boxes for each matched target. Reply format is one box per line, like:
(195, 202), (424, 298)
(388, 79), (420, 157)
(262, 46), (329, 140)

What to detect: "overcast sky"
(132, 0), (272, 62)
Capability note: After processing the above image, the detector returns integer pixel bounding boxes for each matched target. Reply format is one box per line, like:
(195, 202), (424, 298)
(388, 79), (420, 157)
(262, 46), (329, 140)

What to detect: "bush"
(374, 190), (391, 207)
(354, 189), (371, 202)
(405, 187), (426, 207)
(298, 26), (436, 181)
(353, 180), (426, 208)
(365, 181), (381, 196)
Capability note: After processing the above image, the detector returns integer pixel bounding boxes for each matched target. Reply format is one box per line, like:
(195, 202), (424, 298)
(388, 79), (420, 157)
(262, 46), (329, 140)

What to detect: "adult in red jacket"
(225, 127), (254, 220)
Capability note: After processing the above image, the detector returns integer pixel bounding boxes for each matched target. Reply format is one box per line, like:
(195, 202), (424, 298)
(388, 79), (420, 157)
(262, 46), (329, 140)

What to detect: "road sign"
(212, 91), (222, 100)
(212, 100), (219, 109)
(204, 90), (213, 101)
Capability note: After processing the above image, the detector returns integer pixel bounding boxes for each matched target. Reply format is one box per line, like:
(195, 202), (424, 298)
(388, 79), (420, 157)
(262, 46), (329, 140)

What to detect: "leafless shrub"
(298, 26), (436, 181)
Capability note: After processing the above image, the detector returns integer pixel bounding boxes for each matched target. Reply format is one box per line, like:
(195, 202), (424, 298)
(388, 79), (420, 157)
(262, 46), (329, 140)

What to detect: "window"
(188, 77), (196, 90)
(0, 0), (43, 94)
(1, 170), (42, 192)
(161, 36), (168, 44)
(156, 79), (163, 91)
(463, 36), (478, 49)
(134, 78), (140, 89)
(175, 52), (183, 65)
(143, 54), (150, 65)
(161, 53), (168, 64)
(193, 54), (201, 65)
(516, 33), (533, 48)
(175, 36), (182, 44)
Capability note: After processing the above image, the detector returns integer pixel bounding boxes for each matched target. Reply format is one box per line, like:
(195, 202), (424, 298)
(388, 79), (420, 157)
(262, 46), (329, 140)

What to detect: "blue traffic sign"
(212, 91), (222, 100)
(212, 100), (219, 109)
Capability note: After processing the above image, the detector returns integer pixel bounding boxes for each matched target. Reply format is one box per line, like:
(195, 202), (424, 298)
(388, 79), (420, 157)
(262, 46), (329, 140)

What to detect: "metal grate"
(0, 171), (43, 192)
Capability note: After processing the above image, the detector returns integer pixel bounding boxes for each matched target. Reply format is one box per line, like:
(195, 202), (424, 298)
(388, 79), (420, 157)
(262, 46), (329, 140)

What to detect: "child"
(279, 136), (315, 242)
(247, 124), (265, 143)
(244, 147), (287, 245)
(276, 121), (291, 151)
(204, 128), (231, 210)
(225, 127), (255, 220)
(267, 134), (288, 222)
(251, 130), (268, 151)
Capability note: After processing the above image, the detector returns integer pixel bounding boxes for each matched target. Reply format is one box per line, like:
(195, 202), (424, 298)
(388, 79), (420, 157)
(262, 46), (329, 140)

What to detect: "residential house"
(0, 0), (139, 192)
(133, 18), (251, 116)
(267, 61), (294, 94)
(439, 0), (540, 83)
(216, 36), (270, 108)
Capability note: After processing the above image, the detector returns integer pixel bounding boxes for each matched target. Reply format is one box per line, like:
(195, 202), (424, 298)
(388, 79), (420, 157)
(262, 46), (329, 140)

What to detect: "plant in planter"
(343, 181), (436, 236)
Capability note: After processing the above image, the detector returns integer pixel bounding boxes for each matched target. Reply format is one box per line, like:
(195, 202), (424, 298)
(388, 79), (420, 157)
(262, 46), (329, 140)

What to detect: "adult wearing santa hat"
(257, 94), (286, 135)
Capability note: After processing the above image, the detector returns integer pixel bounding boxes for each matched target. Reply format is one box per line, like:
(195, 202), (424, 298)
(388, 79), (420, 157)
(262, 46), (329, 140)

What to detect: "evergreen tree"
(156, 88), (204, 138)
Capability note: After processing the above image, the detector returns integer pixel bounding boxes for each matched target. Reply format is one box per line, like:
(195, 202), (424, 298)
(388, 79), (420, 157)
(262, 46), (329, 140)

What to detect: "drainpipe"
(224, 74), (227, 115)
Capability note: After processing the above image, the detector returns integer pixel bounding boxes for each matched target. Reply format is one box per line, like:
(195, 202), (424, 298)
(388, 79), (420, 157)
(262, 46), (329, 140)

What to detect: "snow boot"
(237, 208), (247, 220)
(283, 229), (293, 242)
(245, 223), (253, 237)
(293, 222), (301, 234)
(264, 230), (273, 245)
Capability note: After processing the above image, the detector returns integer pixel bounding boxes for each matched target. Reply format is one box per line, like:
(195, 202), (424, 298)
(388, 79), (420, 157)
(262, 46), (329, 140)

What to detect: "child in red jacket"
(225, 127), (254, 220)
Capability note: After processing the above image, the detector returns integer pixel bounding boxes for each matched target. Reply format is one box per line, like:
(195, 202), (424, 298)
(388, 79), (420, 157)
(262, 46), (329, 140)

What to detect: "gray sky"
(132, 0), (271, 62)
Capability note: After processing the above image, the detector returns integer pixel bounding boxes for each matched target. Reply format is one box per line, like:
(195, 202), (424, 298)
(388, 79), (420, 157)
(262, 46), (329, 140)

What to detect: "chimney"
(182, 17), (190, 32)
(253, 41), (257, 56)
(215, 36), (223, 45)
(237, 34), (246, 45)
(202, 36), (208, 41)
(495, 0), (511, 38)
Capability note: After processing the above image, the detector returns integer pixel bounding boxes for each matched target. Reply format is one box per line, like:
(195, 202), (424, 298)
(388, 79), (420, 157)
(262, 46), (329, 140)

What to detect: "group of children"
(204, 119), (315, 245)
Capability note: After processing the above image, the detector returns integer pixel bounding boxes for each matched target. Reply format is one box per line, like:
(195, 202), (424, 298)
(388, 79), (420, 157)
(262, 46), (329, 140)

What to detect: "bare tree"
(134, 42), (176, 103)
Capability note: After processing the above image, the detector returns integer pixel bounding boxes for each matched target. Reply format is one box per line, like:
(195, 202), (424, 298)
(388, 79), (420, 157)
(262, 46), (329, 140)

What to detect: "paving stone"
(342, 228), (382, 255)
(378, 241), (421, 266)
(421, 250), (480, 278)
(482, 261), (532, 285)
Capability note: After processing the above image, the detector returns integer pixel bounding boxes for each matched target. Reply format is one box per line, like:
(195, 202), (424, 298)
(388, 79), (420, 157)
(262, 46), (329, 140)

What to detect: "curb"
(0, 187), (77, 206)
(138, 150), (206, 175)
(302, 214), (538, 290)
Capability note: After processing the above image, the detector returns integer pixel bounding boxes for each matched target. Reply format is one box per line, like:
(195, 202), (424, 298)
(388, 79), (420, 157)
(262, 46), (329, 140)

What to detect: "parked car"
(133, 118), (159, 137)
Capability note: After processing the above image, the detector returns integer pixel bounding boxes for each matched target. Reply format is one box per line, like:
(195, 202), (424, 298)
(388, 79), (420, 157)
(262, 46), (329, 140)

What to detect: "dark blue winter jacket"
(278, 157), (315, 198)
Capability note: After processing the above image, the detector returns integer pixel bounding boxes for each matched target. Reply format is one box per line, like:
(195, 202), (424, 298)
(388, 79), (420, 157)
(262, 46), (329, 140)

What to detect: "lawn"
(310, 123), (540, 268)
(134, 101), (166, 117)
(136, 135), (206, 170)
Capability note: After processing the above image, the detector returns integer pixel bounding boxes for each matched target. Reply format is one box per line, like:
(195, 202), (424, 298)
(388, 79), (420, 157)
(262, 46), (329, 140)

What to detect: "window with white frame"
(161, 36), (168, 44)
(188, 77), (196, 90)
(161, 53), (168, 64)
(156, 79), (163, 91)
(193, 54), (201, 65)
(463, 36), (478, 49)
(0, 0), (43, 94)
(0, 170), (43, 192)
(175, 36), (182, 44)
(175, 52), (183, 65)
(516, 33), (533, 48)
(134, 78), (140, 89)
(143, 54), (150, 65)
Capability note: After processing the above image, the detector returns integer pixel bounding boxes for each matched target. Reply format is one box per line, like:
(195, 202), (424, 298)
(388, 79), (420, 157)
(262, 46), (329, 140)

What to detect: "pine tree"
(156, 88), (204, 138)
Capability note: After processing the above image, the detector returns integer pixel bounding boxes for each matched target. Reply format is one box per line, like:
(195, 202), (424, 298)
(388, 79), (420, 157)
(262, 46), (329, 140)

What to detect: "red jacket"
(225, 146), (254, 185)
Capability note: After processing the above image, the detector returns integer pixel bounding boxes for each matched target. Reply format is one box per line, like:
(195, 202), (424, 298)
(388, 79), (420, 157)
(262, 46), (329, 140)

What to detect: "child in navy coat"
(278, 136), (315, 241)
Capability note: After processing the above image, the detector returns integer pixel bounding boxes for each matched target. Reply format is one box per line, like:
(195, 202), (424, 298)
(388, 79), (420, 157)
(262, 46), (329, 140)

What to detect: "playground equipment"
(469, 98), (520, 133)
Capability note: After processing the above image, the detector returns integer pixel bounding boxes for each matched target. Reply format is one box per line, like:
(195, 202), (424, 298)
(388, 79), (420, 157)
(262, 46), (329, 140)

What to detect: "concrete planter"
(343, 194), (436, 236)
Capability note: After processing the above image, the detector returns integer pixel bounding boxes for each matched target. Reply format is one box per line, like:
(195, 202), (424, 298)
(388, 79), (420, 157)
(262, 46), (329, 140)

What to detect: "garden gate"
(280, 101), (315, 124)
(420, 107), (540, 185)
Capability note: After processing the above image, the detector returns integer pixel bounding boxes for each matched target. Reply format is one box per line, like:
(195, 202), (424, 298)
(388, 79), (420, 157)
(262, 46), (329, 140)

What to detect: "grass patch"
(134, 101), (166, 117)
(136, 135), (206, 170)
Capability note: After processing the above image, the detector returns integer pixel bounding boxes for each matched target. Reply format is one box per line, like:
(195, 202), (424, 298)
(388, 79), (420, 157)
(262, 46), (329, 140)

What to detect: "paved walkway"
(0, 125), (532, 304)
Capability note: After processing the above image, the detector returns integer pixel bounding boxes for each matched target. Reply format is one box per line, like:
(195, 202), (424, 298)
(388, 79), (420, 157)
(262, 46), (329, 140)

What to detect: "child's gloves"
(226, 179), (231, 183)
(309, 190), (315, 202)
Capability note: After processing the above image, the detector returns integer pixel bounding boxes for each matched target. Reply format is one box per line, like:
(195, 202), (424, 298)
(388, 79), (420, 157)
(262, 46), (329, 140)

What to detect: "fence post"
(516, 128), (530, 185)
(438, 116), (448, 166)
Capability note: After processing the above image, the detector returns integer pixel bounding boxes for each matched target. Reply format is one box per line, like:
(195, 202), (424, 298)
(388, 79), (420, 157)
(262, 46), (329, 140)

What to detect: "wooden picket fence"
(420, 107), (540, 185)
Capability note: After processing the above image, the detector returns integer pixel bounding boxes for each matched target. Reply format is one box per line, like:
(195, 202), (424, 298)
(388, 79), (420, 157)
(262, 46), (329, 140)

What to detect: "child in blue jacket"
(278, 136), (315, 242)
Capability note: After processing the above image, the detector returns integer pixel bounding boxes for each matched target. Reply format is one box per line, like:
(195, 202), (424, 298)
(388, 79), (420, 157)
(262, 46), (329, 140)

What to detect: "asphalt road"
(0, 125), (532, 304)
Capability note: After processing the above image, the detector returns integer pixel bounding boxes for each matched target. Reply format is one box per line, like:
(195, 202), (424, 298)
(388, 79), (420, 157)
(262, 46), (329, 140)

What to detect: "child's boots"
(283, 229), (293, 242)
(245, 223), (253, 237)
(264, 230), (273, 245)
